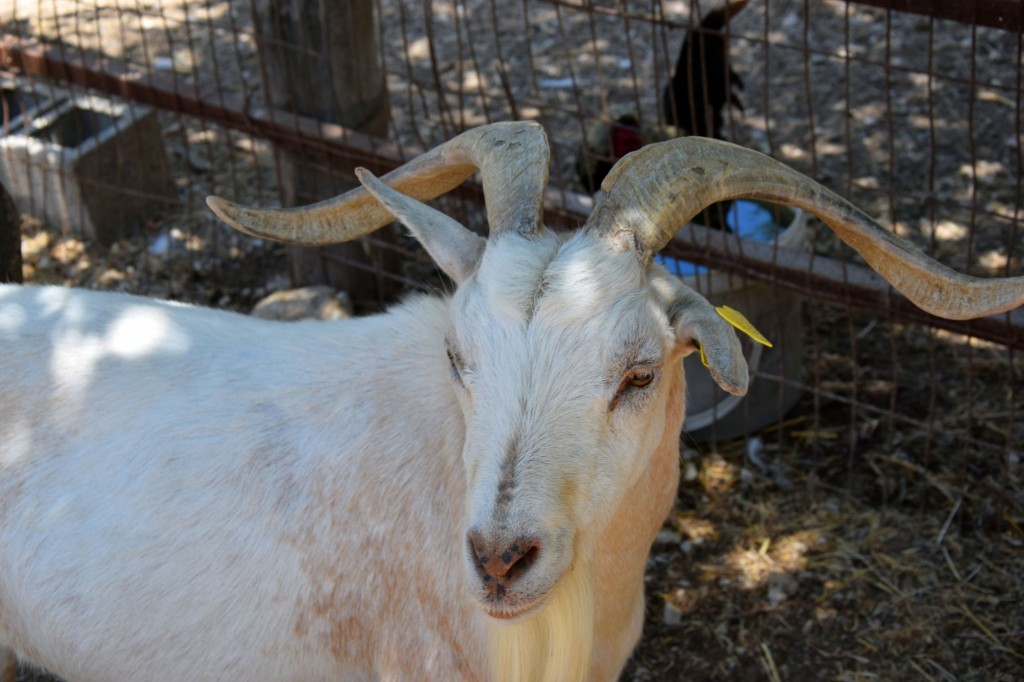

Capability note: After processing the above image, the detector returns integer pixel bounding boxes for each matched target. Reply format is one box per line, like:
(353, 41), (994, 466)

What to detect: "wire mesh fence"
(2, 1), (1022, 679)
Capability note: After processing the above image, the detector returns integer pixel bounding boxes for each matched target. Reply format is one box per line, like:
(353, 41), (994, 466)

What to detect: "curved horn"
(586, 137), (1024, 321)
(206, 121), (549, 245)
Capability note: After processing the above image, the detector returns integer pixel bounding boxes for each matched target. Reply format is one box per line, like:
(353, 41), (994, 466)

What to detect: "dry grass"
(631, 441), (1023, 680)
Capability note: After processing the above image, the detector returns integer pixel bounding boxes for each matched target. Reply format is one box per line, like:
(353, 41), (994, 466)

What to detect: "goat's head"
(208, 122), (1024, 621)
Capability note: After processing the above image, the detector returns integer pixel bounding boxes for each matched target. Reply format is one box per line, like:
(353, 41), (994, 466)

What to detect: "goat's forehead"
(452, 232), (656, 337)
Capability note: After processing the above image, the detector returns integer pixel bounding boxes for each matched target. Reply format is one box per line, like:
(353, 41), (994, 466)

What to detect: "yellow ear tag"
(715, 305), (773, 348)
(699, 343), (709, 367)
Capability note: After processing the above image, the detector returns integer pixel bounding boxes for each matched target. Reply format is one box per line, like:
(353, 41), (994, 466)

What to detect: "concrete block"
(0, 88), (176, 244)
(1, 80), (57, 133)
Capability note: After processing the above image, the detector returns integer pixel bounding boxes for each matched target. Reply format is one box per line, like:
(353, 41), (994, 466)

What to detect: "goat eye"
(628, 371), (654, 388)
(610, 368), (657, 411)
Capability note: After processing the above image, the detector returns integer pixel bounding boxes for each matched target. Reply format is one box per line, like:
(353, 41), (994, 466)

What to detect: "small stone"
(251, 286), (354, 322)
(766, 571), (799, 608)
(663, 601), (684, 626)
(683, 461), (699, 482)
(654, 529), (682, 546)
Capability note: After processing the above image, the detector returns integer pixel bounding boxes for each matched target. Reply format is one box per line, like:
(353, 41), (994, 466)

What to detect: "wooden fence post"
(0, 183), (22, 284)
(253, 0), (398, 304)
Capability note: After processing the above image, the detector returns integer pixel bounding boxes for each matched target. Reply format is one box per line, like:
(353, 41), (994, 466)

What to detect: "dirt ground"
(4, 1), (1023, 680)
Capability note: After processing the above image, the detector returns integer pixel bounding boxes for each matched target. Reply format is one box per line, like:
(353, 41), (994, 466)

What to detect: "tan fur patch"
(590, 360), (686, 678)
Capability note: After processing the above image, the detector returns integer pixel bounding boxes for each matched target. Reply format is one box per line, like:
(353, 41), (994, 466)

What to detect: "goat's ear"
(668, 286), (749, 396)
(355, 168), (486, 284)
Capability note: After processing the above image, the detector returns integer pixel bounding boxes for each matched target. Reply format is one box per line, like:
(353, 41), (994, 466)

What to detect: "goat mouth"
(476, 578), (553, 621)
(481, 594), (546, 621)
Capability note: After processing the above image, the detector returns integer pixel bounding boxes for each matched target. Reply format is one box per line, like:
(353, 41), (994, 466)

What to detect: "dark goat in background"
(664, 0), (749, 140)
(577, 0), (749, 232)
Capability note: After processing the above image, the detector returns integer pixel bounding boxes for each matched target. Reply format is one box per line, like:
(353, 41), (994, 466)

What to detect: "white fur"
(0, 228), (725, 681)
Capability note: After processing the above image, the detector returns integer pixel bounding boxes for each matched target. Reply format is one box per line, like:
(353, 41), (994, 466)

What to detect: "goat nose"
(466, 531), (542, 584)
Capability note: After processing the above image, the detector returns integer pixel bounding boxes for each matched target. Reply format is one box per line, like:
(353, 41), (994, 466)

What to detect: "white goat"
(1, 122), (1022, 682)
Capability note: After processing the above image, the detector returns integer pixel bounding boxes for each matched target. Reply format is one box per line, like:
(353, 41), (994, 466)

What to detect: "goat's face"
(208, 121), (1023, 623)
(449, 231), (710, 619)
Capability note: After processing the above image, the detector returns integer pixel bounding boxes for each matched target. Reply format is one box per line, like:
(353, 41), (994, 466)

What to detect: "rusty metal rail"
(848, 0), (1024, 33)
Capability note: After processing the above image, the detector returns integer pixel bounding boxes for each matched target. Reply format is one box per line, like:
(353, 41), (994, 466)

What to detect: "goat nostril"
(510, 543), (540, 579)
(467, 532), (542, 585)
